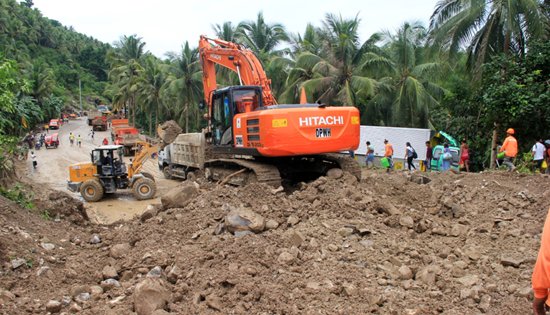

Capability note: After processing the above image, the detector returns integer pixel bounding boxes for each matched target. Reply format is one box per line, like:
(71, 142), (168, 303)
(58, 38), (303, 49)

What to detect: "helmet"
(506, 128), (515, 135)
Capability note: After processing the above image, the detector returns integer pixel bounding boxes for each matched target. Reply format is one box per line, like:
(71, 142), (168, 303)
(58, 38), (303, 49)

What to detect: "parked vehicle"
(44, 133), (60, 149)
(430, 131), (460, 172)
(48, 119), (61, 130)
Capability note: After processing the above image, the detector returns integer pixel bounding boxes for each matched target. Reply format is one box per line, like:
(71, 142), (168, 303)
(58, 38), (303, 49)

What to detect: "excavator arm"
(198, 35), (277, 112)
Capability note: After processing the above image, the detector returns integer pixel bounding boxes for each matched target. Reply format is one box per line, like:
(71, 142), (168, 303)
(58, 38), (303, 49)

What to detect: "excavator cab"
(210, 86), (262, 146)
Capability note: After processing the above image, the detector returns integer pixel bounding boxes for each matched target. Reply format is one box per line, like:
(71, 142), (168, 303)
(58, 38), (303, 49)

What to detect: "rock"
(288, 230), (306, 247)
(37, 266), (52, 277)
(11, 258), (26, 269)
(409, 174), (431, 184)
(110, 243), (131, 259)
(450, 224), (469, 237)
(305, 281), (321, 292)
(337, 227), (354, 237)
(327, 168), (343, 179)
(147, 266), (163, 278)
(45, 300), (62, 313)
(90, 285), (103, 298)
(167, 265), (181, 284)
(451, 204), (465, 218)
(141, 205), (159, 222)
(328, 244), (339, 251)
(265, 219), (279, 230)
(278, 251), (295, 265)
(375, 201), (402, 216)
(416, 265), (439, 285)
(161, 182), (199, 210)
(270, 186), (284, 194)
(152, 310), (170, 315)
(75, 292), (91, 302)
(225, 207), (265, 234)
(102, 265), (118, 279)
(90, 234), (101, 244)
(69, 303), (82, 313)
(0, 289), (15, 303)
(157, 120), (182, 146)
(457, 275), (479, 287)
(360, 240), (374, 249)
(398, 266), (413, 280)
(287, 215), (300, 226)
(40, 242), (55, 250)
(501, 256), (523, 268)
(100, 279), (121, 291)
(133, 278), (170, 315)
(478, 294), (491, 313)
(517, 286), (532, 298)
(206, 295), (223, 311)
(70, 285), (90, 297)
(399, 215), (414, 228)
(342, 282), (357, 296)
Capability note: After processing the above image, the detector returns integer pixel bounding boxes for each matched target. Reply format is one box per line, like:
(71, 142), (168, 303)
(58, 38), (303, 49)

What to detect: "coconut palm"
(298, 13), (376, 108)
(364, 22), (446, 128)
(212, 21), (240, 42)
(138, 56), (167, 135)
(237, 12), (289, 61)
(107, 35), (146, 125)
(429, 0), (548, 72)
(164, 42), (203, 132)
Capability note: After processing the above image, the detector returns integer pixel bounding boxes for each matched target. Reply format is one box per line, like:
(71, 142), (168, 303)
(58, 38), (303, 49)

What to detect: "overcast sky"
(32, 0), (439, 57)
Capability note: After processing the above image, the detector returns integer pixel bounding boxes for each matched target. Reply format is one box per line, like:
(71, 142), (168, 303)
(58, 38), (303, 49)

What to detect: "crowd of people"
(362, 127), (550, 174)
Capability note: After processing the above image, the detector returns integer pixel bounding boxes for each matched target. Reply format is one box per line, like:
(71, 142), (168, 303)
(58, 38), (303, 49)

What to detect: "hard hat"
(506, 128), (515, 135)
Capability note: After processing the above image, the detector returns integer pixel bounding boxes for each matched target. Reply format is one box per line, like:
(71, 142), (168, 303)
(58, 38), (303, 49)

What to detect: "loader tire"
(80, 180), (104, 202)
(133, 178), (156, 200)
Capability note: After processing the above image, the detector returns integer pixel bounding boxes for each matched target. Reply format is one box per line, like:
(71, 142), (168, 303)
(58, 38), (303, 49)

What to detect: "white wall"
(356, 126), (432, 160)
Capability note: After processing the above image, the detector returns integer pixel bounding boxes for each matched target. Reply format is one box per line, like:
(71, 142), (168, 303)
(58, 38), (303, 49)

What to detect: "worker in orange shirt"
(532, 206), (550, 314)
(384, 139), (394, 172)
(499, 128), (518, 171)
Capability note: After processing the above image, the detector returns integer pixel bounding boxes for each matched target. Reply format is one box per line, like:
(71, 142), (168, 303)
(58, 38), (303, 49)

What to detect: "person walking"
(69, 132), (75, 146)
(30, 151), (37, 169)
(532, 206), (550, 315)
(499, 128), (518, 171)
(532, 139), (545, 173)
(77, 134), (82, 148)
(404, 142), (417, 172)
(460, 139), (470, 172)
(365, 141), (375, 169)
(384, 139), (394, 172)
(424, 141), (432, 171)
(545, 140), (550, 175)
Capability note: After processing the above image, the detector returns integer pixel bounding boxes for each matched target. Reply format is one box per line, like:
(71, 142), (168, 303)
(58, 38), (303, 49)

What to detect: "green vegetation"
(0, 183), (35, 209)
(0, 0), (548, 172)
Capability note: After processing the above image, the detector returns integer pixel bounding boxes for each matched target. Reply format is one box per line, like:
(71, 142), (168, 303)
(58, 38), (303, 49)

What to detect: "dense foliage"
(0, 0), (548, 172)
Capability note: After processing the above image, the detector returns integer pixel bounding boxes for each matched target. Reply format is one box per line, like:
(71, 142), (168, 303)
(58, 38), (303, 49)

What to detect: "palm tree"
(164, 42), (203, 132)
(212, 21), (240, 42)
(429, 0), (547, 72)
(107, 35), (146, 125)
(138, 56), (167, 135)
(365, 22), (446, 128)
(236, 12), (289, 60)
(298, 13), (376, 108)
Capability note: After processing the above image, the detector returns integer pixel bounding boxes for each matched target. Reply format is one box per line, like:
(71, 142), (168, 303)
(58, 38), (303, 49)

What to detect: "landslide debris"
(1, 171), (549, 314)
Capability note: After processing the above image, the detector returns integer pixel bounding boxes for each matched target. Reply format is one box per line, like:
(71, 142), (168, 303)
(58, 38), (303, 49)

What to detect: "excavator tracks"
(205, 158), (282, 187)
(318, 153), (362, 181)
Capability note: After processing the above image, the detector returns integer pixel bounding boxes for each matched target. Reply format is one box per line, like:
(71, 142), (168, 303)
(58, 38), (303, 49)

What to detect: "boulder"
(45, 300), (62, 313)
(157, 120), (182, 147)
(110, 243), (131, 259)
(161, 182), (199, 210)
(102, 265), (118, 279)
(133, 278), (171, 315)
(225, 207), (265, 234)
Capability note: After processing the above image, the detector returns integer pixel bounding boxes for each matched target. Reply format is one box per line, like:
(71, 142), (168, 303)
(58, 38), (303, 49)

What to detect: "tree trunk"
(185, 102), (189, 133)
(155, 102), (159, 136)
(489, 123), (499, 169)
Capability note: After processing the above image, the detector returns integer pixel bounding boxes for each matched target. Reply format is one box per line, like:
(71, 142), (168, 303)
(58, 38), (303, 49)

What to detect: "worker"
(69, 132), (75, 146)
(365, 141), (375, 169)
(532, 206), (550, 315)
(425, 141), (432, 171)
(499, 128), (518, 171)
(102, 138), (109, 146)
(384, 139), (394, 172)
(532, 139), (545, 174)
(77, 135), (82, 148)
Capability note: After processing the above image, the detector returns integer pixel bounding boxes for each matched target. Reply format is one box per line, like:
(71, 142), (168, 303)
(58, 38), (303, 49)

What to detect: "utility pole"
(79, 79), (83, 115)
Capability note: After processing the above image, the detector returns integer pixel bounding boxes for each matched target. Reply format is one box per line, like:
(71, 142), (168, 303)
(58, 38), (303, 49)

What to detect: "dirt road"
(23, 117), (178, 224)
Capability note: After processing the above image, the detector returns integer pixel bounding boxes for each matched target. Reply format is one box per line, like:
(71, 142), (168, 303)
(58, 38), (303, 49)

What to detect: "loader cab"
(210, 86), (262, 146)
(91, 145), (126, 178)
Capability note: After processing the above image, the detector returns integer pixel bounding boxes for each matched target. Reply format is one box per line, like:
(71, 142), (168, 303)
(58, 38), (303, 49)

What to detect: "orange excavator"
(161, 36), (361, 186)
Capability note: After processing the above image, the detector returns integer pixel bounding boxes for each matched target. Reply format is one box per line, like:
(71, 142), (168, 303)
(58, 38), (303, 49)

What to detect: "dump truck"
(111, 119), (143, 155)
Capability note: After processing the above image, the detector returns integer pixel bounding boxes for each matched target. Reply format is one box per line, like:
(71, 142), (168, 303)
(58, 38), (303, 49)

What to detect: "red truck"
(111, 119), (143, 155)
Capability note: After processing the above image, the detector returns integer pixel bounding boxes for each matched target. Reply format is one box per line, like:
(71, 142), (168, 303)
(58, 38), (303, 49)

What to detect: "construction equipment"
(67, 141), (157, 202)
(158, 36), (361, 186)
(111, 119), (143, 155)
